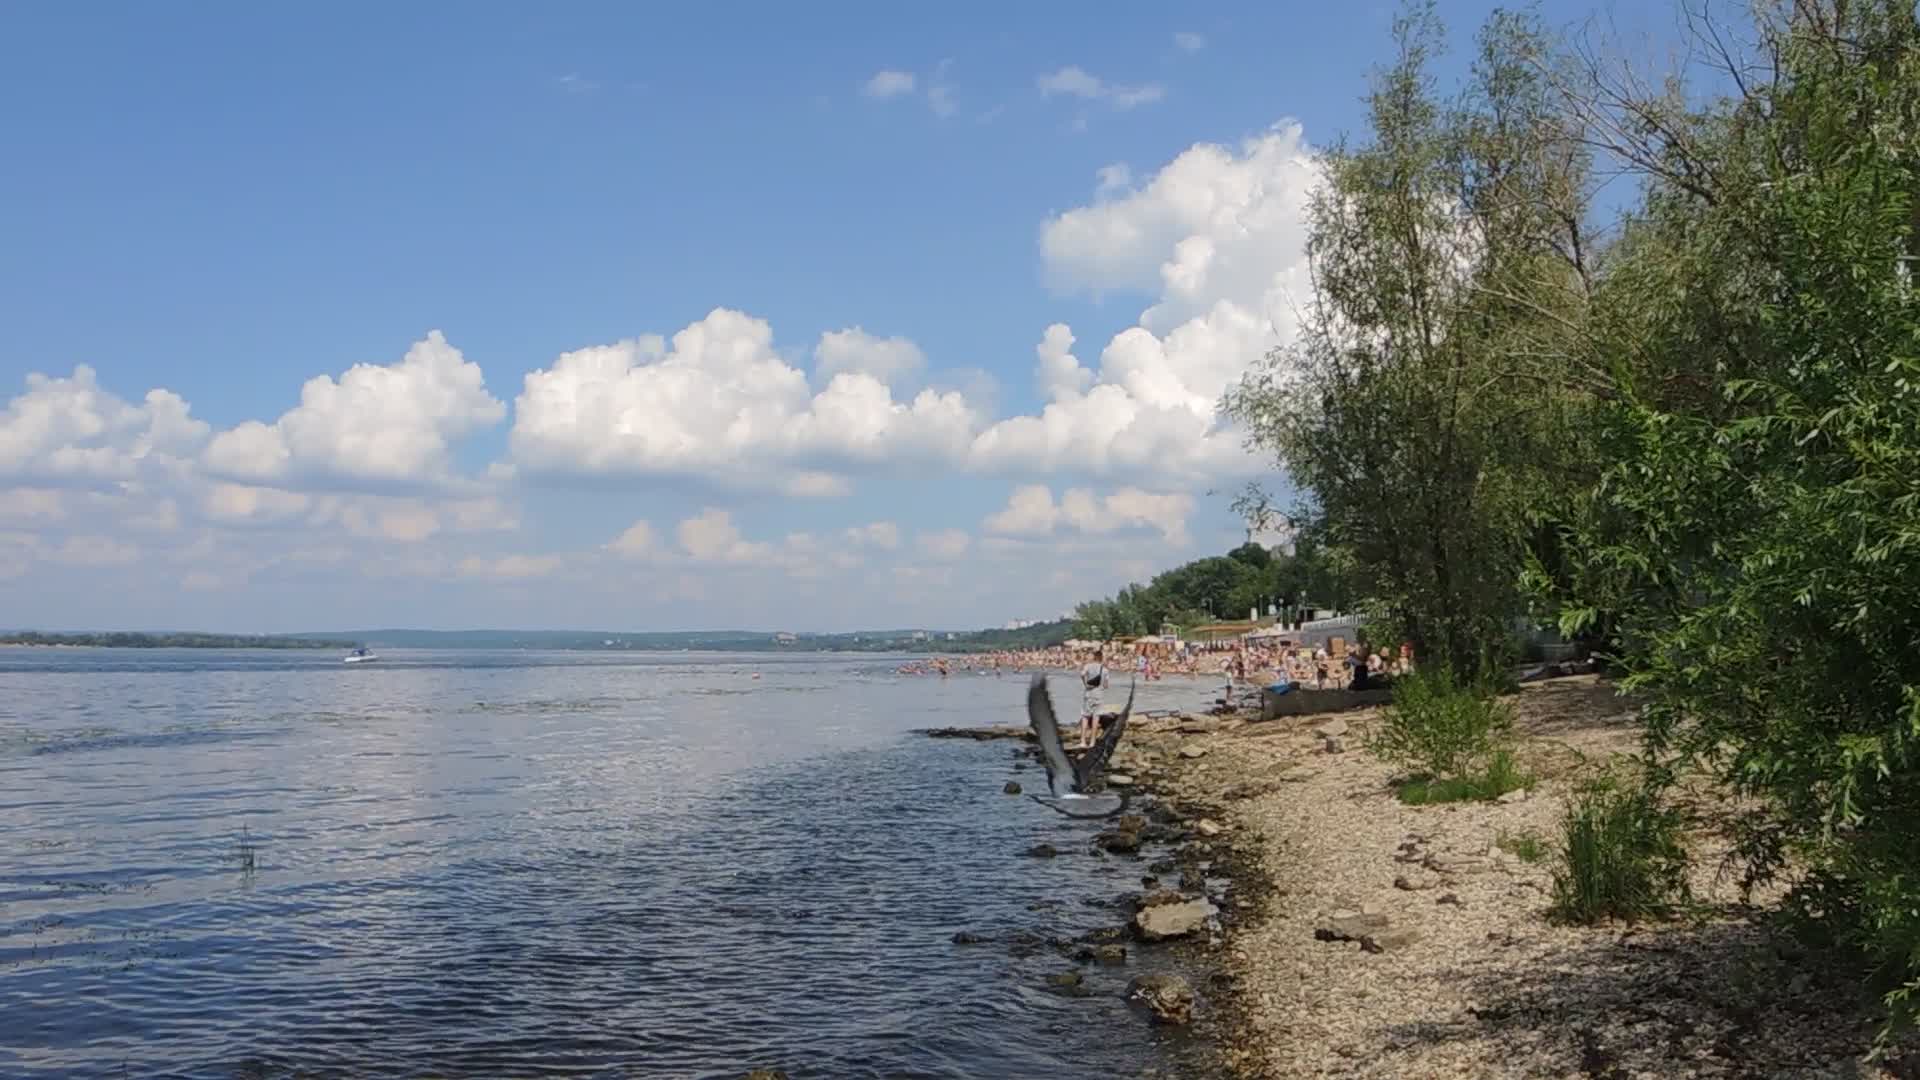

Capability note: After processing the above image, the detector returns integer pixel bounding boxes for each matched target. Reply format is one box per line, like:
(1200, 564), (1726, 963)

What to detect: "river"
(0, 648), (1220, 1079)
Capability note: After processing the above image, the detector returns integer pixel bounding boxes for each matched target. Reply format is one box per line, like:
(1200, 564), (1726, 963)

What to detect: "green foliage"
(1526, 0), (1920, 1026)
(1369, 667), (1517, 777)
(1070, 534), (1355, 639)
(1495, 828), (1550, 864)
(1549, 774), (1691, 924)
(1395, 748), (1532, 804)
(1224, 1), (1593, 681)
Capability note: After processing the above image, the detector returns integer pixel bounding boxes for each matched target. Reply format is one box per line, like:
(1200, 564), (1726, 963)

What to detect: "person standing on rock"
(1078, 647), (1108, 749)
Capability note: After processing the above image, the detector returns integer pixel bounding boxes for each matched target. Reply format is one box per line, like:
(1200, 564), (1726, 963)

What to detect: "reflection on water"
(0, 649), (1216, 1079)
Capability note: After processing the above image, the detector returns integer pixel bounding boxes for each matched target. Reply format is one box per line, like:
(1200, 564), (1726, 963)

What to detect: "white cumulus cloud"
(983, 484), (1194, 545)
(508, 308), (976, 493)
(202, 330), (504, 488)
(967, 121), (1323, 485)
(676, 508), (771, 564)
(814, 328), (925, 388)
(0, 366), (208, 485)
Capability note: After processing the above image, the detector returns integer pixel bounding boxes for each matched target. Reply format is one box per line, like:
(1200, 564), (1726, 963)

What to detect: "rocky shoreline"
(1140, 675), (1920, 1079)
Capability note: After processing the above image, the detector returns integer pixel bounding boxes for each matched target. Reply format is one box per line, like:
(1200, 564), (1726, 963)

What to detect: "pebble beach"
(1095, 674), (1920, 1079)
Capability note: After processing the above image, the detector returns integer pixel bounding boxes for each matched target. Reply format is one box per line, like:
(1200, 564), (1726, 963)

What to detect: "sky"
(0, 0), (1678, 633)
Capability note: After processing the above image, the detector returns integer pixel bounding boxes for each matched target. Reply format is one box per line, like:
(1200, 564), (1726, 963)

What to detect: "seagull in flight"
(1025, 671), (1135, 818)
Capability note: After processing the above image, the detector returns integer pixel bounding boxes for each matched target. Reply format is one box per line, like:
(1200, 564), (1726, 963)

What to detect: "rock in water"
(1128, 973), (1196, 1025)
(1095, 830), (1142, 854)
(743, 1071), (789, 1080)
(951, 930), (984, 944)
(1003, 780), (1022, 795)
(1134, 897), (1217, 941)
(1075, 943), (1128, 964)
(1023, 843), (1059, 858)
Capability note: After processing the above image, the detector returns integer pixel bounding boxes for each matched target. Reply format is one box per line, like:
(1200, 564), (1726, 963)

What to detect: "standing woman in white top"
(1079, 647), (1108, 749)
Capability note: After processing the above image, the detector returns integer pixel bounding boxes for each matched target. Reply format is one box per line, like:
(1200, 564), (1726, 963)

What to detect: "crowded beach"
(896, 623), (1415, 696)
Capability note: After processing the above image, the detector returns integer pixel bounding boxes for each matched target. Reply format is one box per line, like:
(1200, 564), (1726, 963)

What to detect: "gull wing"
(1026, 673), (1078, 797)
(1074, 677), (1135, 791)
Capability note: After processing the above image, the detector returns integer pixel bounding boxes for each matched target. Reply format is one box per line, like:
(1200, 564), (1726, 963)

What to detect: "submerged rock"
(1023, 843), (1059, 858)
(742, 1070), (789, 1080)
(1075, 943), (1128, 964)
(951, 930), (985, 944)
(1094, 830), (1142, 854)
(1127, 973), (1196, 1025)
(1079, 924), (1130, 945)
(1003, 781), (1022, 795)
(922, 725), (1032, 741)
(1045, 970), (1091, 997)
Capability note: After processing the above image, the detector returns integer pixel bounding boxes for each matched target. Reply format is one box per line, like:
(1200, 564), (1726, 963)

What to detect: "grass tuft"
(1549, 772), (1690, 924)
(1394, 747), (1533, 804)
(1495, 827), (1549, 864)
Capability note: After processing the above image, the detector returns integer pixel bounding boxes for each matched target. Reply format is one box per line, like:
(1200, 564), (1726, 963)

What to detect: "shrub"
(1550, 773), (1691, 924)
(1369, 668), (1527, 804)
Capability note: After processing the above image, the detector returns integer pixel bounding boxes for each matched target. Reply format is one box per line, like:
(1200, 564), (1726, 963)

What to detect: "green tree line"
(1222, 0), (1920, 1033)
(1070, 533), (1355, 640)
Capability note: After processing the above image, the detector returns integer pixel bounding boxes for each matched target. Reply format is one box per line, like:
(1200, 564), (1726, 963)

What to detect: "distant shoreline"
(0, 633), (347, 650)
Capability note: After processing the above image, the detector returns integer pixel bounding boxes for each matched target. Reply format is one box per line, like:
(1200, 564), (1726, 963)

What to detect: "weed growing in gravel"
(1370, 670), (1531, 804)
(1550, 773), (1690, 923)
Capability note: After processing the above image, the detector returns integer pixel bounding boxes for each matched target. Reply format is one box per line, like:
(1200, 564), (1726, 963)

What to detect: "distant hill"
(0, 621), (1073, 653)
(293, 622), (1074, 653)
(0, 631), (348, 650)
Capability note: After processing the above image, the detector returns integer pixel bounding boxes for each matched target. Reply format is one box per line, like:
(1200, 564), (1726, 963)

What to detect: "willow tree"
(1228, 1), (1596, 679)
(1546, 0), (1920, 1027)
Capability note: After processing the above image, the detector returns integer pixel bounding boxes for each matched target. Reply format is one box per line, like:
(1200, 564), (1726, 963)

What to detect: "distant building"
(911, 630), (930, 641)
(774, 632), (797, 645)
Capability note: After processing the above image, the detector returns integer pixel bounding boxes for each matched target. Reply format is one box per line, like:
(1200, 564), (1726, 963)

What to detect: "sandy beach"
(1103, 675), (1920, 1079)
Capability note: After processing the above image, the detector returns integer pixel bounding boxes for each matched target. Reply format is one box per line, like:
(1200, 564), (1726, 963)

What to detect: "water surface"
(0, 649), (1217, 1079)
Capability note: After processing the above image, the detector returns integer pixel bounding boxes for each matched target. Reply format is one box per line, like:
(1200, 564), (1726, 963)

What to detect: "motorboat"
(343, 647), (379, 664)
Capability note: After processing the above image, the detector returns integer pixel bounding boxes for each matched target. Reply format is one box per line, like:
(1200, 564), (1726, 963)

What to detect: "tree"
(1226, 1), (1595, 679)
(1544, 0), (1920, 1028)
(1226, 541), (1273, 569)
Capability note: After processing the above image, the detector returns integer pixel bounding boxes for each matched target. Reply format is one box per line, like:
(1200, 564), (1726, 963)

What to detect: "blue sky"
(0, 0), (1672, 633)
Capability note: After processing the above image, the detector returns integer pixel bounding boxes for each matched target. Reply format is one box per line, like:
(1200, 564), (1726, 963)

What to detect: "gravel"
(1129, 676), (1920, 1079)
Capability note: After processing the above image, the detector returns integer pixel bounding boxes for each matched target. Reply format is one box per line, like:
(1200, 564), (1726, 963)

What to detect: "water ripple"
(0, 650), (1218, 1078)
